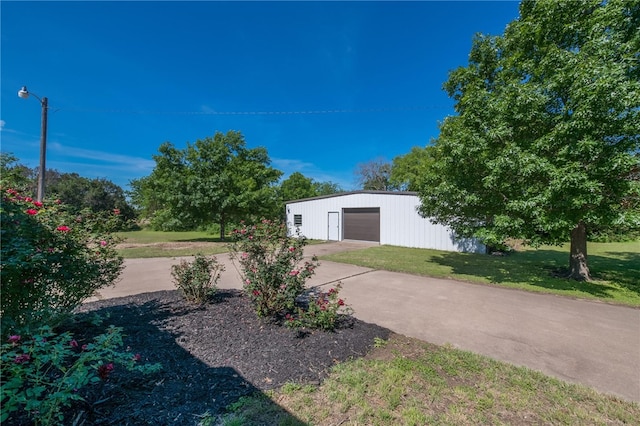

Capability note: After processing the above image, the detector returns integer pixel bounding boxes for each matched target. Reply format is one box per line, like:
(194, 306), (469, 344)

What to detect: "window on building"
(294, 214), (302, 226)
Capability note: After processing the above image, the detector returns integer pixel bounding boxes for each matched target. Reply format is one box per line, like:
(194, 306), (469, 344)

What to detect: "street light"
(18, 86), (48, 202)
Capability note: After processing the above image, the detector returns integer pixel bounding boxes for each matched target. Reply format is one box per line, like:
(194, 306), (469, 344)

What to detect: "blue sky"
(1, 1), (521, 191)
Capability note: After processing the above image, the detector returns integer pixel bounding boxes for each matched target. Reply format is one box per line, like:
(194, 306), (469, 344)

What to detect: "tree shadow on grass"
(174, 237), (224, 243)
(65, 292), (307, 425)
(429, 249), (640, 303)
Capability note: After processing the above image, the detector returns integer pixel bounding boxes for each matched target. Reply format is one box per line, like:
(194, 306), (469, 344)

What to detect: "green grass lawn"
(114, 231), (639, 423)
(215, 334), (639, 425)
(116, 230), (325, 258)
(116, 229), (228, 258)
(321, 241), (640, 306)
(117, 229), (223, 244)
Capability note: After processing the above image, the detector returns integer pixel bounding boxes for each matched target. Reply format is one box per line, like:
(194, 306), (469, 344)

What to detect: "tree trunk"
(568, 221), (591, 281)
(219, 220), (226, 241)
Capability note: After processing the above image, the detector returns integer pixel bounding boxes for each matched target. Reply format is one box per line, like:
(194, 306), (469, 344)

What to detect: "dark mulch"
(26, 290), (391, 425)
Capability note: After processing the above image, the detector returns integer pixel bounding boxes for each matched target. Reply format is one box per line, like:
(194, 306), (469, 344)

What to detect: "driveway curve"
(87, 241), (640, 402)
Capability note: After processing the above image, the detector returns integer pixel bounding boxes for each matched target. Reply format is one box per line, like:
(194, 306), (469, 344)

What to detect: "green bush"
(588, 229), (640, 243)
(229, 219), (319, 319)
(285, 284), (353, 331)
(0, 189), (124, 335)
(0, 325), (161, 425)
(171, 254), (224, 303)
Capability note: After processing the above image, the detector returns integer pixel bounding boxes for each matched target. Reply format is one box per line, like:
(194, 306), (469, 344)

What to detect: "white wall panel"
(285, 192), (485, 253)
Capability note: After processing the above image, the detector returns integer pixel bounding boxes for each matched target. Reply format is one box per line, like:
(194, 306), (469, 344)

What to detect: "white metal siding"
(286, 192), (485, 253)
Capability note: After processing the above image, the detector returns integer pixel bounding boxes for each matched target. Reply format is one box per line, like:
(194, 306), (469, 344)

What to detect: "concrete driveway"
(87, 242), (640, 402)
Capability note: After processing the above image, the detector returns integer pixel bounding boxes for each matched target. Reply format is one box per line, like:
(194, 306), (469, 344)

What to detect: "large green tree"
(390, 146), (435, 192)
(131, 131), (282, 238)
(47, 173), (135, 220)
(279, 171), (343, 202)
(313, 180), (343, 196)
(1, 153), (135, 225)
(280, 172), (317, 202)
(418, 0), (639, 280)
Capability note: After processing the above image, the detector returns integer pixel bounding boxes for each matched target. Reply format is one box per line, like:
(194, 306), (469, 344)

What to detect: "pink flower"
(288, 247), (295, 252)
(252, 290), (260, 296)
(24, 197), (33, 202)
(8, 335), (20, 344)
(97, 363), (114, 380)
(338, 299), (345, 306)
(56, 225), (71, 232)
(33, 201), (43, 208)
(14, 354), (30, 364)
(241, 252), (248, 259)
(132, 353), (141, 362)
(113, 208), (121, 215)
(70, 340), (79, 348)
(245, 279), (251, 285)
(55, 199), (62, 204)
(100, 240), (107, 246)
(289, 270), (299, 276)
(26, 209), (38, 215)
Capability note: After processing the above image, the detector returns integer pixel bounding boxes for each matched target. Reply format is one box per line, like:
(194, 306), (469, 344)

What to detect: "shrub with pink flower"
(0, 188), (124, 334)
(285, 283), (353, 331)
(230, 219), (319, 318)
(0, 325), (161, 425)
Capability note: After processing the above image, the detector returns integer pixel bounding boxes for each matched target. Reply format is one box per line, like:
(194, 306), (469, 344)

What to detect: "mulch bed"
(20, 290), (391, 425)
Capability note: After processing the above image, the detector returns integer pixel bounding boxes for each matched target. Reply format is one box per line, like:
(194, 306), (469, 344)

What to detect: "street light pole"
(18, 86), (48, 202)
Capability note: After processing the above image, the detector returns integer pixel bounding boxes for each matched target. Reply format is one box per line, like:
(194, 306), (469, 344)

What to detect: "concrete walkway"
(88, 242), (640, 403)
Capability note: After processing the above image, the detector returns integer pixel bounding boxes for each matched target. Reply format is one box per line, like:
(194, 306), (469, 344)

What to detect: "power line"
(54, 105), (449, 116)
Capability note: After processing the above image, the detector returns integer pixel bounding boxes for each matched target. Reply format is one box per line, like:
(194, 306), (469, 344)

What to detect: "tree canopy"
(0, 153), (32, 191)
(417, 0), (639, 280)
(390, 146), (435, 192)
(48, 173), (135, 221)
(280, 172), (317, 202)
(279, 171), (343, 202)
(130, 131), (282, 238)
(1, 153), (136, 226)
(313, 180), (343, 197)
(354, 158), (399, 191)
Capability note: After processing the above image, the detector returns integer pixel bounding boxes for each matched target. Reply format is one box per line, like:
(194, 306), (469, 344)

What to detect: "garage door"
(343, 208), (380, 242)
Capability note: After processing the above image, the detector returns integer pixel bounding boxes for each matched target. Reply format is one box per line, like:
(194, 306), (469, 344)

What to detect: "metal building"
(285, 191), (485, 253)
